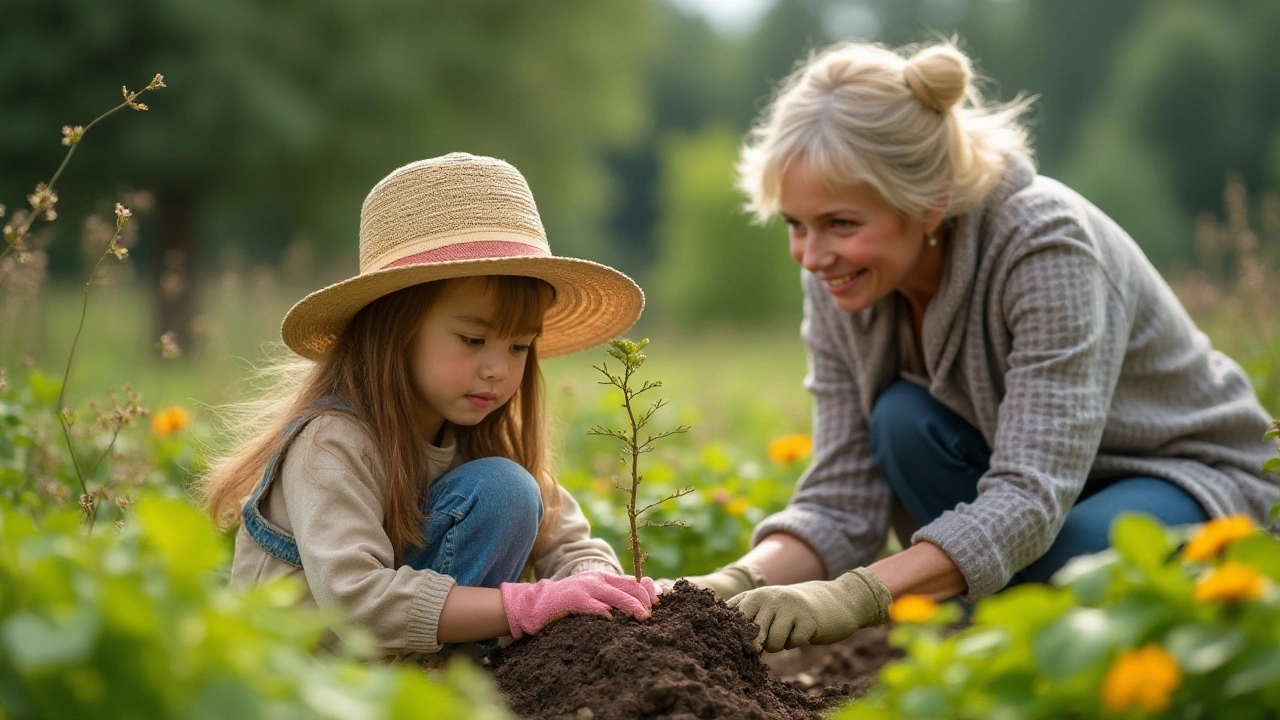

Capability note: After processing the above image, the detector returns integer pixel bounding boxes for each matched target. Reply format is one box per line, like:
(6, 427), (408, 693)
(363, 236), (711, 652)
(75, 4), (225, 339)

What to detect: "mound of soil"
(489, 581), (854, 719)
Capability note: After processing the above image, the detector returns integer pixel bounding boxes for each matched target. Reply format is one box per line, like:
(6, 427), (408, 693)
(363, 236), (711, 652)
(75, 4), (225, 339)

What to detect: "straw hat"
(281, 153), (644, 360)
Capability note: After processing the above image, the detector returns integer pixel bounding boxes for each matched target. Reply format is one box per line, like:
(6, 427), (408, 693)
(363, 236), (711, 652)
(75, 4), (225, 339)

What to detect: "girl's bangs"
(483, 275), (555, 339)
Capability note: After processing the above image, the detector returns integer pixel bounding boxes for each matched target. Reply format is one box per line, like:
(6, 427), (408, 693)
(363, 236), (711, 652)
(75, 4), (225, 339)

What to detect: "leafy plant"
(586, 338), (693, 580)
(833, 514), (1280, 719)
(0, 494), (509, 720)
(3, 74), (167, 529)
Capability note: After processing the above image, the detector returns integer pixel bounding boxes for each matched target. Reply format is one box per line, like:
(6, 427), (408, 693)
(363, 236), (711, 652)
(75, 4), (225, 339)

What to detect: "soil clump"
(489, 581), (857, 719)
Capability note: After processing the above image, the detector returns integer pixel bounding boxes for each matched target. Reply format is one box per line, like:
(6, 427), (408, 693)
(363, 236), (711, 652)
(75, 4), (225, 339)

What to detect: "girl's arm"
(437, 587), (508, 643)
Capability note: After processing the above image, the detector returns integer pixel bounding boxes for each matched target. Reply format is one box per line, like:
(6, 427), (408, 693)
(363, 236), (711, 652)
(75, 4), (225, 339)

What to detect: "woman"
(684, 41), (1279, 653)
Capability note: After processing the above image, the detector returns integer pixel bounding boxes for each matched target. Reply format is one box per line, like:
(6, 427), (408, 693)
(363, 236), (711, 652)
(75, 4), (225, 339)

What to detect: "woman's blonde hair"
(198, 276), (561, 561)
(738, 40), (1035, 222)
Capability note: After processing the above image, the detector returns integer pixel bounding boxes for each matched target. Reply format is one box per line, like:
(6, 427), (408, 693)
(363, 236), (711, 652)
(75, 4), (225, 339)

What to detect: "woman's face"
(780, 158), (937, 313)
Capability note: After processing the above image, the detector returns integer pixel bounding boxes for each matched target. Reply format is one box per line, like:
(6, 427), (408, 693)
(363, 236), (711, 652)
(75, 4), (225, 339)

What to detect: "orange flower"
(724, 498), (750, 517)
(888, 594), (938, 623)
(1101, 644), (1181, 713)
(1182, 515), (1255, 562)
(767, 434), (812, 465)
(1194, 562), (1265, 604)
(151, 406), (190, 438)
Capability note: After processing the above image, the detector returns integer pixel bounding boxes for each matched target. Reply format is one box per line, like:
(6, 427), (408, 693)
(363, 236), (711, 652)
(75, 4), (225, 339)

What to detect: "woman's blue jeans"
(869, 380), (1207, 586)
(401, 456), (543, 650)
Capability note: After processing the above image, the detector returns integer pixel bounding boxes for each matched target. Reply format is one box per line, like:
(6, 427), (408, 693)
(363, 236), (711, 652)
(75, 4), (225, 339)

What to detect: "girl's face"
(779, 158), (939, 313)
(408, 277), (540, 440)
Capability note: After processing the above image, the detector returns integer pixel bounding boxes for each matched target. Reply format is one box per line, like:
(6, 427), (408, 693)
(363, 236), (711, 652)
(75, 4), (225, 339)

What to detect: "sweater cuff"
(752, 507), (864, 581)
(912, 511), (1005, 600)
(405, 572), (457, 654)
(568, 558), (622, 576)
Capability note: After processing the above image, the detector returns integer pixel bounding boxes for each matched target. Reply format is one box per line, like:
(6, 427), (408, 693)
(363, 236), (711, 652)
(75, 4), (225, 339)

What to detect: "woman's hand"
(660, 562), (767, 600)
(500, 571), (660, 638)
(728, 567), (891, 652)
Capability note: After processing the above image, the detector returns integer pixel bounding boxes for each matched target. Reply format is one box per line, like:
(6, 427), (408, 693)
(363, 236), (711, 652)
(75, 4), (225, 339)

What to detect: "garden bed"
(489, 581), (900, 719)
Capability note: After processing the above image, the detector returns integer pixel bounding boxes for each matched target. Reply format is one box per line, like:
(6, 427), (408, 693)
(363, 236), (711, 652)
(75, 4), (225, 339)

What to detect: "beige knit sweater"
(230, 413), (622, 656)
(753, 153), (1279, 600)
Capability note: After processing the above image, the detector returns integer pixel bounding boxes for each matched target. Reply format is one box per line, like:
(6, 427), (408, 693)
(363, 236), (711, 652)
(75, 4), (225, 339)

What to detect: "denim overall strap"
(240, 397), (355, 567)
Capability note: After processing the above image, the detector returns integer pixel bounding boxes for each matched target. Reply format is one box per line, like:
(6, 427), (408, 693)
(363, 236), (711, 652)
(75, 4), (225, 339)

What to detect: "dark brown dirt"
(488, 581), (896, 719)
(762, 625), (900, 699)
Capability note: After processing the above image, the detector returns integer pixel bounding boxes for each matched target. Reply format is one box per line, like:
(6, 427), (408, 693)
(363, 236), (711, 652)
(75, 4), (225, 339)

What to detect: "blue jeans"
(403, 456), (543, 653)
(402, 456), (543, 588)
(869, 380), (1207, 587)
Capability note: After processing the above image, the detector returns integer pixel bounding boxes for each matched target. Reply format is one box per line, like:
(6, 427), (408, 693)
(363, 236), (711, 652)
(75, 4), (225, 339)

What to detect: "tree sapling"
(588, 338), (693, 581)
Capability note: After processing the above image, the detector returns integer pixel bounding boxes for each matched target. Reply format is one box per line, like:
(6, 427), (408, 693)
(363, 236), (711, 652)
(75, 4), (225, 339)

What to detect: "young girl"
(200, 152), (658, 660)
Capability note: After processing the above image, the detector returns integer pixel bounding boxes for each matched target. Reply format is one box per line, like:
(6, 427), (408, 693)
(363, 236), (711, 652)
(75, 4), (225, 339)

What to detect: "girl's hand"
(500, 571), (660, 638)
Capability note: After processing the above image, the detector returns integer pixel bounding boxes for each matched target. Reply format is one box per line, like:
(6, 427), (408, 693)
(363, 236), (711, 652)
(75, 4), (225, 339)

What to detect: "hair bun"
(904, 44), (971, 113)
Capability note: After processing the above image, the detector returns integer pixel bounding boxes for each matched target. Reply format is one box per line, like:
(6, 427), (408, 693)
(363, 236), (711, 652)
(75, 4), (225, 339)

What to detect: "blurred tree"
(650, 125), (801, 327)
(0, 0), (654, 352)
(1061, 0), (1274, 266)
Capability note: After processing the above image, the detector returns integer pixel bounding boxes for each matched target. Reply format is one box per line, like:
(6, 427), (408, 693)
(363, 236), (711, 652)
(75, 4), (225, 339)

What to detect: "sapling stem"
(587, 339), (692, 581)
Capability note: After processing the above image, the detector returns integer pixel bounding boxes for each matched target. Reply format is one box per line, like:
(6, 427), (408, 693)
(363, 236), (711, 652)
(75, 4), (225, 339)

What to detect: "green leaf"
(1110, 513), (1170, 571)
(897, 686), (949, 717)
(954, 627), (1009, 658)
(187, 677), (264, 720)
(1262, 458), (1280, 476)
(134, 497), (227, 580)
(1223, 532), (1280, 582)
(1166, 624), (1244, 674)
(1053, 549), (1119, 603)
(1105, 593), (1173, 645)
(973, 584), (1072, 633)
(1224, 646), (1280, 697)
(1032, 608), (1118, 679)
(2, 609), (100, 670)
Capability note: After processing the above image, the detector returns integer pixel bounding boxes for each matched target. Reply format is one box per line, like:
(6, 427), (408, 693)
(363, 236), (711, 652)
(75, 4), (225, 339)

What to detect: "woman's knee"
(869, 381), (988, 478)
(869, 381), (934, 463)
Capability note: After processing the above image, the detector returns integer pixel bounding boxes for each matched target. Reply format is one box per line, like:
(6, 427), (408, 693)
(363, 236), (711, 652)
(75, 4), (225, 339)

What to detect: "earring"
(927, 235), (938, 247)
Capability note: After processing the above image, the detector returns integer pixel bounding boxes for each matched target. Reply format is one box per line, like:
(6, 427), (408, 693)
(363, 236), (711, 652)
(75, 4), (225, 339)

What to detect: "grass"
(2, 281), (814, 441)
(4, 273), (1275, 438)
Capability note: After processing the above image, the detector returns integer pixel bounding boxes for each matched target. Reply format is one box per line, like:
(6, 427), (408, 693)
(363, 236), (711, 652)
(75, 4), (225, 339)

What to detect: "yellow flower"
(151, 406), (190, 438)
(767, 434), (812, 465)
(1194, 562), (1265, 604)
(1182, 515), (1255, 562)
(888, 594), (938, 623)
(1101, 644), (1181, 713)
(724, 498), (750, 517)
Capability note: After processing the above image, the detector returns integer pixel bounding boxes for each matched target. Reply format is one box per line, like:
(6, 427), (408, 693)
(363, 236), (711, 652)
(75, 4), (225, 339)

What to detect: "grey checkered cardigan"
(753, 152), (1279, 599)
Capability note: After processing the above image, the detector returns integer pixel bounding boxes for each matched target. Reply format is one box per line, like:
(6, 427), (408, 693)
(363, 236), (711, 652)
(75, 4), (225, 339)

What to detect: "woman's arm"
(738, 532), (826, 585)
(741, 532), (966, 601)
(867, 540), (966, 601)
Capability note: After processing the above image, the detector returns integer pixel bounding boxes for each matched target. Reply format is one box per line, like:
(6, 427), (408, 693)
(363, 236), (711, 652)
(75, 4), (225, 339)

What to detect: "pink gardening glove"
(500, 571), (661, 639)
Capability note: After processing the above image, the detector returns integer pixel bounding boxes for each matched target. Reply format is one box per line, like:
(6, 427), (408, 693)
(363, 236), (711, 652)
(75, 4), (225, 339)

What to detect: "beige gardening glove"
(727, 567), (891, 653)
(660, 562), (767, 600)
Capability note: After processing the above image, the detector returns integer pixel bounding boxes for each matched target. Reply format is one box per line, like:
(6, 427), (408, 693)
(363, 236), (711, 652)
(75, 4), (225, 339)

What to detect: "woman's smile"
(821, 269), (869, 295)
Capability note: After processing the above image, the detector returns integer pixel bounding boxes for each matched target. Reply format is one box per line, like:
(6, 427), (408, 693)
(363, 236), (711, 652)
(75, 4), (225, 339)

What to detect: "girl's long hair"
(198, 275), (561, 561)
